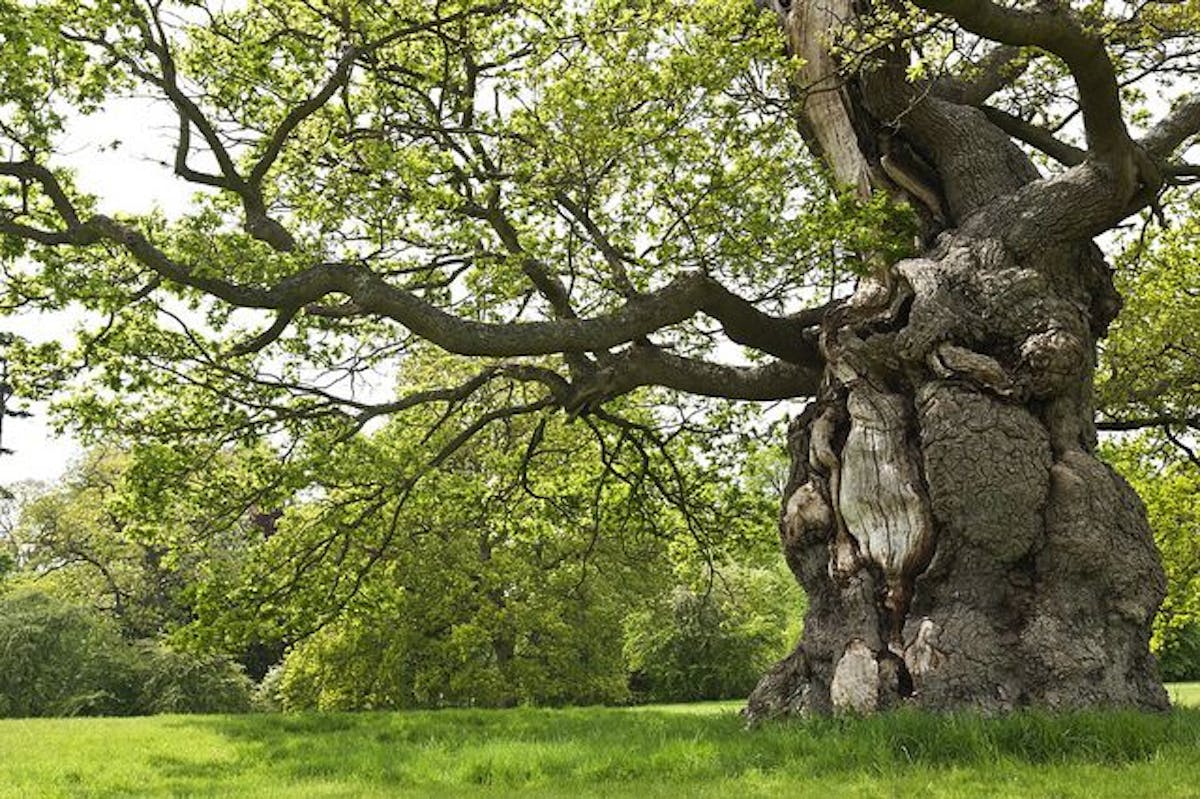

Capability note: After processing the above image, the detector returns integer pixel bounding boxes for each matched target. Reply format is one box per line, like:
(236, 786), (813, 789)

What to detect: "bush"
(623, 565), (803, 703)
(0, 589), (141, 717)
(271, 554), (635, 711)
(1156, 618), (1200, 682)
(0, 588), (255, 717)
(275, 601), (631, 712)
(136, 645), (255, 714)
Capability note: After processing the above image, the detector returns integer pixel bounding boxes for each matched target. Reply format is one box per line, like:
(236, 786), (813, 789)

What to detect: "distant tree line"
(0, 391), (805, 715)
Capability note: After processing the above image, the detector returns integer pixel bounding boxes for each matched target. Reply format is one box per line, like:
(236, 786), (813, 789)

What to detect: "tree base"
(746, 237), (1170, 721)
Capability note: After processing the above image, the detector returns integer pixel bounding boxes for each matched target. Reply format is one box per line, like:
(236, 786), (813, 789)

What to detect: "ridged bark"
(746, 234), (1168, 718)
(746, 0), (1169, 718)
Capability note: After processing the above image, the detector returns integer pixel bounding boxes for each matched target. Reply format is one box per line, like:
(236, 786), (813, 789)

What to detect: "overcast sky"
(1, 97), (190, 486)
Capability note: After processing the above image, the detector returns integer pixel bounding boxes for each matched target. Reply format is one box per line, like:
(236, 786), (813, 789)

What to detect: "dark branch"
(227, 307), (301, 356)
(0, 161), (84, 227)
(980, 106), (1086, 166)
(911, 0), (1133, 160)
(562, 345), (821, 415)
(247, 45), (359, 188)
(553, 191), (638, 298)
(1096, 414), (1200, 432)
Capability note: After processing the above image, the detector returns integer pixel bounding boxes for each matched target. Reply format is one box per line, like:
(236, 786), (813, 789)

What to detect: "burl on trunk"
(746, 0), (1172, 718)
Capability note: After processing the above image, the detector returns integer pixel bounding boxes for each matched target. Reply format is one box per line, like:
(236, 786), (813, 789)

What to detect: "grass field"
(0, 687), (1197, 798)
(1169, 682), (1200, 707)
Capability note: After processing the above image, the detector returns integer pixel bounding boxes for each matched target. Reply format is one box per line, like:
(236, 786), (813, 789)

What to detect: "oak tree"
(2, 0), (1198, 715)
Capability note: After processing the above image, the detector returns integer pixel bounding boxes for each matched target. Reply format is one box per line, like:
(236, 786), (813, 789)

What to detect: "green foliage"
(135, 645), (255, 715)
(1099, 198), (1200, 429)
(6, 358), (800, 712)
(0, 588), (254, 718)
(1103, 438), (1200, 681)
(123, 353), (789, 710)
(260, 403), (721, 710)
(0, 0), (916, 461)
(1158, 622), (1200, 683)
(1097, 195), (1200, 682)
(274, 553), (634, 710)
(0, 589), (140, 717)
(9, 446), (289, 674)
(624, 564), (803, 702)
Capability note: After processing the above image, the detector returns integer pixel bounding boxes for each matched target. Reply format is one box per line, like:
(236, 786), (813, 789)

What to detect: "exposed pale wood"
(784, 0), (873, 196)
(830, 639), (880, 713)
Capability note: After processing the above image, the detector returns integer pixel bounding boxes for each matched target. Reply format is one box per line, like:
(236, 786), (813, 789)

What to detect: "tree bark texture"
(746, 0), (1169, 718)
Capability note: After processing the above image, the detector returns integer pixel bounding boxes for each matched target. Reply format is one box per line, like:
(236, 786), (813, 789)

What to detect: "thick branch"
(937, 45), (1029, 107)
(1141, 93), (1200, 160)
(1096, 414), (1200, 432)
(0, 158), (828, 385)
(700, 282), (821, 364)
(980, 106), (1086, 166)
(0, 161), (84, 227)
(563, 345), (821, 413)
(30, 212), (823, 371)
(912, 0), (1133, 160)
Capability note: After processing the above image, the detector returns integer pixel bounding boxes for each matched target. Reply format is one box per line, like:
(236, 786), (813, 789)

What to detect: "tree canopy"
(0, 0), (1195, 453)
(2, 0), (1200, 713)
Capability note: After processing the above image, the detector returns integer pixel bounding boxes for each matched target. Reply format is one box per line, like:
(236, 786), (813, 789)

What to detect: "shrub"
(0, 589), (141, 717)
(0, 588), (255, 717)
(623, 565), (803, 703)
(136, 645), (255, 714)
(273, 563), (633, 711)
(1156, 618), (1200, 682)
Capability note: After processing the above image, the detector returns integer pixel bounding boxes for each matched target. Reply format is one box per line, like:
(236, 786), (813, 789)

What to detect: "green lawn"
(1, 689), (1198, 798)
(1169, 682), (1200, 708)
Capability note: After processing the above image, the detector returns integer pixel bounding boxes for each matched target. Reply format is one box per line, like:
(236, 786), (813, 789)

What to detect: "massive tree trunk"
(745, 0), (1170, 718)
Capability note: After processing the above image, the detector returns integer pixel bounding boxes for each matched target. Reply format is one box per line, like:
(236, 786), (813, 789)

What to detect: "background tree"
(623, 564), (802, 703)
(8, 444), (290, 670)
(5, 352), (801, 710)
(0, 588), (141, 717)
(196, 355), (799, 709)
(0, 0), (1198, 715)
(1105, 439), (1200, 682)
(1098, 198), (1200, 682)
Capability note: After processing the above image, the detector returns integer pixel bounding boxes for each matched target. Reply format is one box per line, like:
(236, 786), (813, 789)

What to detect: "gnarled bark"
(747, 1), (1170, 719)
(748, 228), (1168, 719)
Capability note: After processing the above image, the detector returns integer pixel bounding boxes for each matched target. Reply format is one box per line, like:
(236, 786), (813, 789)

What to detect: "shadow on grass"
(166, 704), (1200, 791)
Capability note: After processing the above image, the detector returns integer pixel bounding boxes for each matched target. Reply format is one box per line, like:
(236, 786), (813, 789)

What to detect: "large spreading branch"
(912, 0), (1134, 160)
(0, 158), (826, 406)
(915, 2), (1200, 243)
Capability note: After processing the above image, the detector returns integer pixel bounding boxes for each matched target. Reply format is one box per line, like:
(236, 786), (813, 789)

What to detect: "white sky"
(0, 97), (191, 486)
